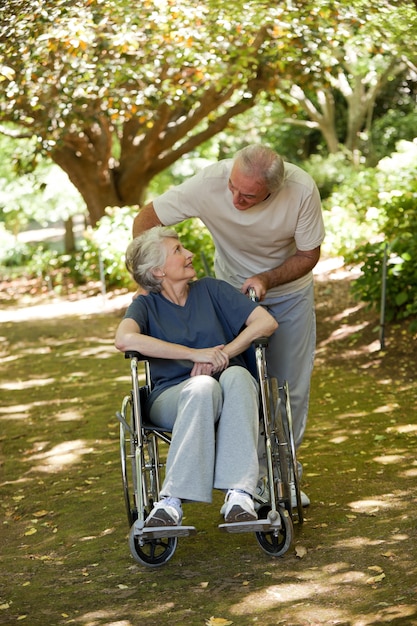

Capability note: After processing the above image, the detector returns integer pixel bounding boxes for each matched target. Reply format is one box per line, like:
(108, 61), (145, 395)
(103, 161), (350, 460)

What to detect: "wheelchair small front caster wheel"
(128, 525), (178, 568)
(255, 505), (293, 557)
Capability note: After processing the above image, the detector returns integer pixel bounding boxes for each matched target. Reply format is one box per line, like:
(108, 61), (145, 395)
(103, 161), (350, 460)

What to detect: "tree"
(0, 0), (297, 225)
(2, 0), (416, 227)
(272, 0), (417, 159)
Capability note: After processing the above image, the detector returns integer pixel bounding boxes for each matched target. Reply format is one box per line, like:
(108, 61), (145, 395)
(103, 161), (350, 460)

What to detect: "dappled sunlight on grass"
(388, 423), (417, 435)
(0, 377), (56, 390)
(400, 466), (417, 478)
(56, 407), (83, 421)
(318, 321), (371, 346)
(228, 556), (415, 622)
(373, 454), (407, 465)
(0, 398), (85, 421)
(373, 402), (400, 413)
(348, 496), (401, 512)
(332, 536), (386, 549)
(63, 345), (117, 358)
(27, 439), (95, 472)
(74, 614), (134, 626)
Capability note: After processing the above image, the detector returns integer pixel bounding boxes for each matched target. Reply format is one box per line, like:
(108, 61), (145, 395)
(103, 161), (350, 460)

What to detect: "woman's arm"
(222, 306), (278, 360)
(115, 318), (229, 370)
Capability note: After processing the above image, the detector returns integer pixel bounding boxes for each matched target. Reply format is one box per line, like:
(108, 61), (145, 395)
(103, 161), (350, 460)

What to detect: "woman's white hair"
(233, 144), (285, 192)
(125, 226), (178, 292)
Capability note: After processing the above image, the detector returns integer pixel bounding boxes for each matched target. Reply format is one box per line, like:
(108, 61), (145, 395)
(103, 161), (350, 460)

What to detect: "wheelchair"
(116, 338), (304, 568)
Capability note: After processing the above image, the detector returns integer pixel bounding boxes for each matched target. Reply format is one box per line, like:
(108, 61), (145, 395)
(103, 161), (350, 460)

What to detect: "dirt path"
(1, 269), (416, 626)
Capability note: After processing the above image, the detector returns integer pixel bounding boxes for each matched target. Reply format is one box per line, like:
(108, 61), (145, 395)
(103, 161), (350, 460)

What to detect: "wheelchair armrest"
(253, 337), (269, 348)
(124, 350), (146, 360)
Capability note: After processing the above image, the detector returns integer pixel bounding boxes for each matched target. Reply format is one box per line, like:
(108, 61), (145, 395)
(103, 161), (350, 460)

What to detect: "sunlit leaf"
(205, 618), (233, 626)
(366, 572), (386, 584)
(295, 545), (308, 558)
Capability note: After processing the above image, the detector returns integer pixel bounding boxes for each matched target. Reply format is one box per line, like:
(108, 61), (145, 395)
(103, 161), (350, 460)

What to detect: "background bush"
(342, 140), (417, 331)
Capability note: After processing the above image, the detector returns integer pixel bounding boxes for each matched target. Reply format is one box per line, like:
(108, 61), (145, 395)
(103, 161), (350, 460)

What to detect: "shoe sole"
(224, 504), (257, 524)
(145, 509), (181, 527)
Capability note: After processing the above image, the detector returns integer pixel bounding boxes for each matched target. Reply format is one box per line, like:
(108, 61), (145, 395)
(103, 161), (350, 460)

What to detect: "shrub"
(1, 206), (215, 294)
(344, 139), (417, 331)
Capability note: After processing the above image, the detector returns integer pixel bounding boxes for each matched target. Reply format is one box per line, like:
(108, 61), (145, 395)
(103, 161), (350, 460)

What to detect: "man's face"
(228, 165), (270, 211)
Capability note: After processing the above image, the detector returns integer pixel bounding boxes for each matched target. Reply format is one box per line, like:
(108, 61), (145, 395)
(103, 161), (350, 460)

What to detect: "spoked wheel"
(128, 525), (178, 568)
(119, 398), (137, 527)
(282, 381), (304, 524)
(255, 505), (293, 557)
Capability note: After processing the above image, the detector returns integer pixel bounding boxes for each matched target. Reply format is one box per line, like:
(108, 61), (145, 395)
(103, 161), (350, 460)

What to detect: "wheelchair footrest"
(132, 520), (197, 539)
(218, 518), (281, 534)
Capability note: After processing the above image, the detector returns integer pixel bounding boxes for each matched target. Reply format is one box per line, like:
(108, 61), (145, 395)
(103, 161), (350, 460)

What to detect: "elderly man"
(133, 144), (325, 506)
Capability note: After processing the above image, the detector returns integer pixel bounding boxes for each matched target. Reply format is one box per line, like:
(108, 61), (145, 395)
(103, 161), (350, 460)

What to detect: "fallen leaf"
(368, 565), (384, 573)
(295, 545), (307, 558)
(366, 573), (386, 584)
(205, 617), (233, 626)
(24, 528), (37, 536)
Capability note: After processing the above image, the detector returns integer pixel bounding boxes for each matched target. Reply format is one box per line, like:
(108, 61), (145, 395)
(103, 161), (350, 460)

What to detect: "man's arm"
(132, 202), (163, 237)
(241, 246), (321, 300)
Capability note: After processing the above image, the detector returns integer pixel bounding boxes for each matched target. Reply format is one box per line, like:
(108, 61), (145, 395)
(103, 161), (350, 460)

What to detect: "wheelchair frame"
(116, 339), (303, 568)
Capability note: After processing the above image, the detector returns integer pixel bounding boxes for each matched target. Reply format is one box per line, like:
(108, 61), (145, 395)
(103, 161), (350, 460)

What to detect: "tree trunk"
(287, 85), (340, 154)
(50, 72), (268, 225)
(64, 217), (76, 253)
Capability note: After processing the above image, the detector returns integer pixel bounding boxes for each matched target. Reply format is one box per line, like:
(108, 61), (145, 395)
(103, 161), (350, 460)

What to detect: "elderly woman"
(115, 227), (278, 527)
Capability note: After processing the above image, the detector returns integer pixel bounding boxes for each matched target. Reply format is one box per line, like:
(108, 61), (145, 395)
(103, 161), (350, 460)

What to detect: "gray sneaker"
(223, 490), (257, 523)
(291, 486), (310, 508)
(254, 475), (269, 510)
(254, 476), (310, 508)
(145, 500), (183, 527)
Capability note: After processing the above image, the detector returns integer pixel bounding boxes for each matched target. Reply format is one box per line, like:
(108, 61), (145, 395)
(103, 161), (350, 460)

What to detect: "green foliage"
(175, 219), (214, 277)
(303, 153), (360, 200)
(343, 139), (417, 328)
(0, 133), (84, 235)
(0, 222), (29, 265)
(2, 0), (416, 225)
(0, 204), (215, 293)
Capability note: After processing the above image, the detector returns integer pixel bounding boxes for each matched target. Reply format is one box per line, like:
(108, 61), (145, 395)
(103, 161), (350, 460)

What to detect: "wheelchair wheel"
(119, 398), (137, 527)
(269, 378), (291, 512)
(282, 381), (304, 524)
(255, 504), (293, 557)
(129, 525), (177, 568)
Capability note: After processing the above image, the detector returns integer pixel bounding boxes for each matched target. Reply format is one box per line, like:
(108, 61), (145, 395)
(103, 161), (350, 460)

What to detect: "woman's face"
(160, 237), (196, 283)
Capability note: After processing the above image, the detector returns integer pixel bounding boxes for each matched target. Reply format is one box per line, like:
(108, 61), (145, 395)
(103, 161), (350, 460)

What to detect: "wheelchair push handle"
(246, 288), (269, 347)
(247, 287), (258, 302)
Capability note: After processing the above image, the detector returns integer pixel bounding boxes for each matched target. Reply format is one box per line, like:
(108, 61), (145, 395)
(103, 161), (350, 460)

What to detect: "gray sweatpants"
(262, 281), (316, 449)
(149, 366), (259, 503)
